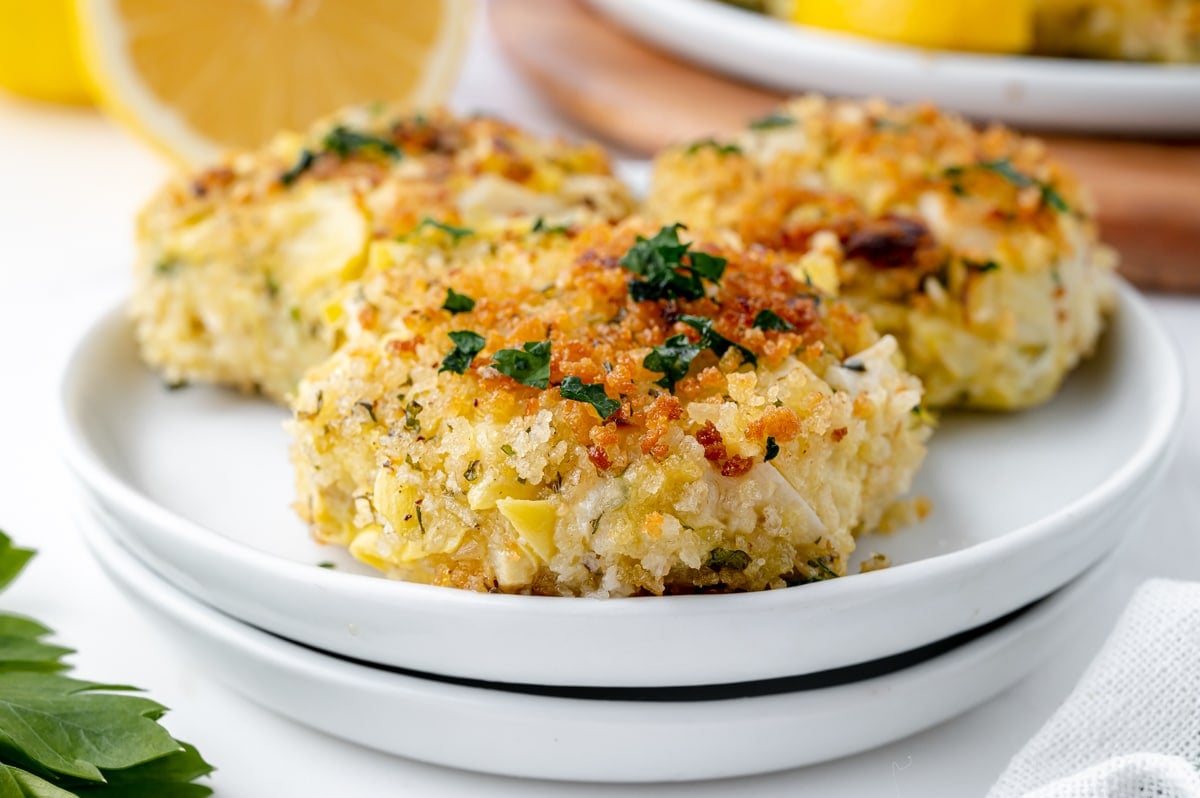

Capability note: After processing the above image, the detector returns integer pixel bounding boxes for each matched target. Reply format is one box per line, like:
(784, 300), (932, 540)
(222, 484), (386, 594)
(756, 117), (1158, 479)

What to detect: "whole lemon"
(0, 0), (91, 104)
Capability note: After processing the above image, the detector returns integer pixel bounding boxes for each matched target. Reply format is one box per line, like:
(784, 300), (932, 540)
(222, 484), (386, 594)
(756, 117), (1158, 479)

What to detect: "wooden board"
(491, 0), (1200, 292)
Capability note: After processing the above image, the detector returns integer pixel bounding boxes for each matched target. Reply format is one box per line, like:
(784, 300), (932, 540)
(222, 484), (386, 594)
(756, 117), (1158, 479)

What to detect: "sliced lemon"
(75, 0), (475, 166)
(0, 0), (92, 104)
(784, 0), (1033, 54)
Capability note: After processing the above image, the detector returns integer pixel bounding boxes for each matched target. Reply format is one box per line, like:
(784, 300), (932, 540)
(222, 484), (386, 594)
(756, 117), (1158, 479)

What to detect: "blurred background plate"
(587, 0), (1200, 136)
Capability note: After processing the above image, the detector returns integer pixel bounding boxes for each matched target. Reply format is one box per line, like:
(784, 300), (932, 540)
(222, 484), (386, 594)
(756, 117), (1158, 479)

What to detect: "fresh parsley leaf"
(679, 315), (756, 366)
(441, 288), (475, 314)
(0, 673), (181, 781)
(752, 309), (795, 332)
(491, 341), (551, 389)
(279, 149), (315, 187)
(321, 125), (401, 159)
(764, 437), (780, 462)
(412, 218), (474, 242)
(0, 615), (72, 674)
(439, 331), (486, 375)
(0, 532), (34, 592)
(707, 548), (751, 570)
(748, 111), (794, 130)
(685, 139), (742, 156)
(808, 558), (840, 580)
(643, 335), (703, 392)
(620, 224), (726, 302)
(559, 377), (620, 420)
(0, 764), (75, 797)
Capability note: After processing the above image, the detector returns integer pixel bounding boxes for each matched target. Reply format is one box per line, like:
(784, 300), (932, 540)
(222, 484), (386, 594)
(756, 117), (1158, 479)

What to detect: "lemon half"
(75, 0), (476, 166)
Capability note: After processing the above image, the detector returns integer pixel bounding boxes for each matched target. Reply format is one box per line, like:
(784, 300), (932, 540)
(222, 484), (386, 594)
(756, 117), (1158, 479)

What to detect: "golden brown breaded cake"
(132, 105), (634, 401)
(1034, 0), (1200, 62)
(288, 221), (931, 596)
(647, 95), (1118, 410)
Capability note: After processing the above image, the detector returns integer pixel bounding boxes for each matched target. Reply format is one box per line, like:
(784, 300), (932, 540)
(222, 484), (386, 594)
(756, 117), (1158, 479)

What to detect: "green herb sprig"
(620, 224), (727, 302)
(441, 288), (476, 314)
(491, 341), (552, 389)
(321, 125), (401, 159)
(0, 532), (214, 796)
(641, 316), (755, 392)
(439, 331), (486, 375)
(752, 309), (795, 332)
(559, 377), (620, 420)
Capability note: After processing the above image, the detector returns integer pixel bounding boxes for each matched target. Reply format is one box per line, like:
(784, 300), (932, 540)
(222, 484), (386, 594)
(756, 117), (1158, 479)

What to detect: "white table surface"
(1, 14), (1197, 798)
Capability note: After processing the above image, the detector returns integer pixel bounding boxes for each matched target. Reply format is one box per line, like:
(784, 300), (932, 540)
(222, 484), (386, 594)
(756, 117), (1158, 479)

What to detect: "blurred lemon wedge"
(0, 0), (91, 104)
(785, 0), (1033, 54)
(75, 0), (476, 166)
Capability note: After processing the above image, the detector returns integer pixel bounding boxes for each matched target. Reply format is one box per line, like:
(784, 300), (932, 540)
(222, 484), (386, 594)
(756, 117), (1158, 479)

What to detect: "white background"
(0, 11), (1197, 797)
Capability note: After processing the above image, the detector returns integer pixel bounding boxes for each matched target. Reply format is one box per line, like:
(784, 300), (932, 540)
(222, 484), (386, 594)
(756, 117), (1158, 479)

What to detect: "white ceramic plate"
(56, 281), (1182, 687)
(77, 505), (1110, 782)
(587, 0), (1200, 135)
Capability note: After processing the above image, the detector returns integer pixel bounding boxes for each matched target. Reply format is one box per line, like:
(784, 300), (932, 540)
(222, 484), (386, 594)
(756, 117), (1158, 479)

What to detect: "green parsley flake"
(748, 111), (795, 130)
(752, 309), (795, 332)
(531, 217), (570, 235)
(442, 287), (476, 314)
(965, 259), (1001, 273)
(413, 217), (474, 241)
(685, 138), (743, 156)
(620, 223), (727, 302)
(440, 330), (486, 374)
(643, 334), (703, 392)
(679, 315), (756, 367)
(764, 437), (780, 462)
(492, 340), (552, 388)
(559, 376), (620, 420)
(708, 547), (752, 570)
(500, 444), (516, 456)
(945, 159), (1071, 213)
(321, 125), (401, 159)
(280, 148), (316, 186)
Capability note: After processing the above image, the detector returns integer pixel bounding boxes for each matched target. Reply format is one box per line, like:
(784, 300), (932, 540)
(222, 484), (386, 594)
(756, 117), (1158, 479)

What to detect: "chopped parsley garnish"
(441, 287), (476, 314)
(280, 148), (316, 186)
(531, 217), (570, 235)
(439, 330), (486, 374)
(500, 444), (516, 456)
(679, 315), (756, 366)
(685, 138), (743, 156)
(945, 159), (1071, 213)
(321, 125), (401, 159)
(412, 217), (474, 242)
(707, 547), (752, 570)
(154, 257), (179, 276)
(643, 334), (703, 392)
(620, 224), (727, 302)
(748, 111), (794, 130)
(492, 340), (552, 389)
(356, 400), (377, 423)
(752, 309), (795, 332)
(643, 316), (755, 392)
(463, 460), (481, 482)
(317, 561), (336, 569)
(559, 376), (620, 420)
(0, 532), (215, 795)
(764, 437), (780, 462)
(264, 272), (280, 298)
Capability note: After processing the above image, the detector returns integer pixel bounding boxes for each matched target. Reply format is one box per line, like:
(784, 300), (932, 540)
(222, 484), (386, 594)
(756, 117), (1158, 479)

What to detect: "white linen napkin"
(988, 579), (1200, 797)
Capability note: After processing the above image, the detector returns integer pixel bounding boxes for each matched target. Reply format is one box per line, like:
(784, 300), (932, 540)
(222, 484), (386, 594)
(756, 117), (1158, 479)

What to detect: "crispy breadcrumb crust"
(647, 95), (1117, 410)
(132, 105), (633, 401)
(288, 221), (930, 596)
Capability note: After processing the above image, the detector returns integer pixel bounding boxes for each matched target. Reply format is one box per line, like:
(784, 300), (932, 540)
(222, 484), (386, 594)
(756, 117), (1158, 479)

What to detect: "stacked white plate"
(58, 281), (1182, 782)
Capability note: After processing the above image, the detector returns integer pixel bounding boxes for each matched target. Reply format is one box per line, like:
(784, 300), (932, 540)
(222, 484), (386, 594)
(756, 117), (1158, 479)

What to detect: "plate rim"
(76, 502), (1106, 781)
(586, 0), (1200, 134)
(54, 279), (1184, 618)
